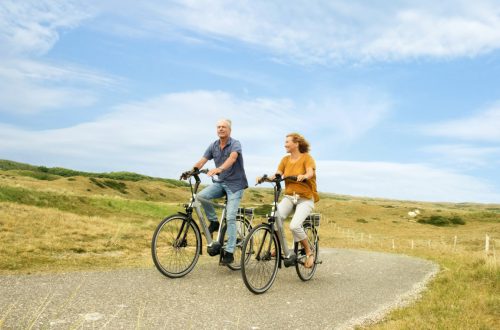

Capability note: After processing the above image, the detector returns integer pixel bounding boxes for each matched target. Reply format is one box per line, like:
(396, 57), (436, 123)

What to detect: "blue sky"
(1, 1), (500, 203)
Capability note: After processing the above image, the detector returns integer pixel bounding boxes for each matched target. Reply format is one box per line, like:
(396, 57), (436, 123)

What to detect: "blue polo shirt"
(203, 137), (248, 192)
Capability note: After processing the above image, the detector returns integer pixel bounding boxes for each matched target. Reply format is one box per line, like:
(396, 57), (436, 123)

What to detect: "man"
(192, 119), (248, 265)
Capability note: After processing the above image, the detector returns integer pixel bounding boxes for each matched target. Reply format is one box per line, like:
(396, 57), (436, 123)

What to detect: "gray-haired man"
(192, 119), (248, 264)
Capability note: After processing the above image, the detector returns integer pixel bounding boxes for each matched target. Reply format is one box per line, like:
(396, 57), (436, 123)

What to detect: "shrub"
(418, 214), (466, 226)
(102, 179), (128, 194)
(450, 216), (466, 225)
(254, 204), (273, 216)
(89, 177), (106, 188)
(16, 170), (60, 181)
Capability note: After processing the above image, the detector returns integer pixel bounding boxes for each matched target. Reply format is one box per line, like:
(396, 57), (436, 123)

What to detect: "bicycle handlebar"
(180, 167), (209, 180)
(255, 174), (303, 185)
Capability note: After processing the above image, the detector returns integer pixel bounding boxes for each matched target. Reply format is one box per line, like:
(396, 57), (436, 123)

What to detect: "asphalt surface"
(0, 248), (438, 329)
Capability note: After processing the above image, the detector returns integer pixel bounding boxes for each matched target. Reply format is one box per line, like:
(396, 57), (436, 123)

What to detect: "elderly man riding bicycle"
(192, 119), (248, 265)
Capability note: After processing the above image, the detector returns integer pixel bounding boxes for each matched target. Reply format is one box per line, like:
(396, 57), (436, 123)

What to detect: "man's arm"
(193, 157), (208, 170)
(207, 151), (238, 176)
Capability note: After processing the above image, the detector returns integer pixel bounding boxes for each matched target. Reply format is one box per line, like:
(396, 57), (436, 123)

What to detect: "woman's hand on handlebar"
(296, 174), (308, 182)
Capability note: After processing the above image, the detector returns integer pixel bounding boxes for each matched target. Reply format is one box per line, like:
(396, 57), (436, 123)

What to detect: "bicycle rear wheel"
(295, 223), (318, 281)
(241, 224), (279, 294)
(151, 214), (201, 278)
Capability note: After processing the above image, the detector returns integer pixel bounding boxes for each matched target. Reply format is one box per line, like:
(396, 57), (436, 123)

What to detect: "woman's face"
(284, 136), (298, 153)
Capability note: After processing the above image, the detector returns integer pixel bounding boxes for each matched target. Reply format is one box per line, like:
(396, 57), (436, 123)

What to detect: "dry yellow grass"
(0, 202), (156, 273)
(310, 198), (499, 330)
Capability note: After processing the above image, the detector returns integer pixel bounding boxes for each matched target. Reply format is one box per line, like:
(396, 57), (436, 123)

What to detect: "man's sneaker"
(208, 221), (220, 234)
(220, 251), (234, 265)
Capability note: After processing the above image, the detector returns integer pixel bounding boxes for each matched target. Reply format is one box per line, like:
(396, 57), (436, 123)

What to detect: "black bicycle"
(240, 174), (321, 294)
(151, 168), (253, 278)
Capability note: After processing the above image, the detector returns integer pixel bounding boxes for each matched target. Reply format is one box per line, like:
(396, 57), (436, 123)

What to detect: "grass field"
(0, 160), (498, 329)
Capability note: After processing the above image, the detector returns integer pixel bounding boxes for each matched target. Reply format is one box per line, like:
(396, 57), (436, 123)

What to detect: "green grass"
(0, 159), (188, 187)
(0, 185), (177, 218)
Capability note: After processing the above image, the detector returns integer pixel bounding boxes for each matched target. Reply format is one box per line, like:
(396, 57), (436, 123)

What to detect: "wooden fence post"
(485, 234), (490, 254)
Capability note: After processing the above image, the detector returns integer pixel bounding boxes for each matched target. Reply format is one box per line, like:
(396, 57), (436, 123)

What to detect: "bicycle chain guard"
(207, 241), (222, 256)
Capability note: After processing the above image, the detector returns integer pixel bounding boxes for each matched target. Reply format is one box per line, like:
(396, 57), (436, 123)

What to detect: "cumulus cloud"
(421, 144), (500, 168)
(3, 89), (498, 202)
(318, 160), (500, 203)
(0, 1), (117, 114)
(0, 0), (94, 56)
(423, 104), (500, 142)
(96, 0), (500, 63)
(0, 89), (389, 177)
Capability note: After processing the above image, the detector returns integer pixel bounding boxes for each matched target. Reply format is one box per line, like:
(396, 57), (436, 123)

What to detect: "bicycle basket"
(304, 213), (321, 226)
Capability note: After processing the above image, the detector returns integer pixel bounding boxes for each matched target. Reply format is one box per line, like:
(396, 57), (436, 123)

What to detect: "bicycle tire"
(241, 223), (279, 294)
(220, 216), (252, 271)
(295, 222), (319, 281)
(151, 214), (201, 278)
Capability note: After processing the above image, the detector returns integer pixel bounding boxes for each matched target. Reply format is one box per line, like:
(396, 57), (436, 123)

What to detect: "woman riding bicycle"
(258, 133), (319, 268)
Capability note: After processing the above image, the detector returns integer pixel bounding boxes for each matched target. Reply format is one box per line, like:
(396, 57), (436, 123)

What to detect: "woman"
(260, 133), (319, 268)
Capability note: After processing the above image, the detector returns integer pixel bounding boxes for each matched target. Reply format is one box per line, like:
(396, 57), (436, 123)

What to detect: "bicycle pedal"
(315, 260), (323, 264)
(283, 255), (297, 268)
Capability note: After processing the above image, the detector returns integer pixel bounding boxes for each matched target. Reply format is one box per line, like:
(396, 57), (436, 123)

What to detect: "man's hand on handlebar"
(179, 167), (209, 180)
(207, 167), (223, 177)
(255, 174), (270, 185)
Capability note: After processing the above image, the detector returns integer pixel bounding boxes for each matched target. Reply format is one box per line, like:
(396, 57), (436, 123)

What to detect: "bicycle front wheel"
(241, 224), (279, 294)
(295, 223), (319, 281)
(151, 214), (201, 278)
(220, 216), (252, 271)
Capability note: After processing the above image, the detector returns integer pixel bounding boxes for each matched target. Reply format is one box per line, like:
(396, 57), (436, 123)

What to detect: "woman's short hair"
(287, 132), (310, 153)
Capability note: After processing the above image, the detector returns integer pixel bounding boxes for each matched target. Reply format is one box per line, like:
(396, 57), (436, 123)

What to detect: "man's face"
(217, 121), (231, 139)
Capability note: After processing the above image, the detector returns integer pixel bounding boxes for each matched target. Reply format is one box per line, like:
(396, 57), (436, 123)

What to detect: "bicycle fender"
(275, 231), (283, 269)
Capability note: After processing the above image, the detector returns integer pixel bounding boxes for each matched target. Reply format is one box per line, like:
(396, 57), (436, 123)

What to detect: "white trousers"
(277, 195), (314, 242)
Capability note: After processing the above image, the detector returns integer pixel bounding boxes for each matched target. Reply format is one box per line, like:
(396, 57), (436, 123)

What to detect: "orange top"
(277, 153), (319, 202)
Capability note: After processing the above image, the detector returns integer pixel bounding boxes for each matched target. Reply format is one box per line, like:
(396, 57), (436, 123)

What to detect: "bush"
(254, 204), (273, 216)
(16, 170), (60, 181)
(418, 214), (466, 226)
(450, 216), (466, 225)
(89, 177), (106, 188)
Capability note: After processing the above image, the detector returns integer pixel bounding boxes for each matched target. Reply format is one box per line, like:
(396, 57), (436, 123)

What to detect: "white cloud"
(318, 160), (500, 203)
(0, 2), (116, 114)
(423, 104), (500, 141)
(304, 87), (391, 144)
(2, 89), (498, 202)
(0, 59), (120, 114)
(0, 0), (94, 56)
(97, 0), (500, 63)
(0, 89), (388, 176)
(421, 144), (500, 168)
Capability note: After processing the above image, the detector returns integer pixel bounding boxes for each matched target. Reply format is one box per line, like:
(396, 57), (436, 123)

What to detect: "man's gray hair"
(218, 119), (232, 129)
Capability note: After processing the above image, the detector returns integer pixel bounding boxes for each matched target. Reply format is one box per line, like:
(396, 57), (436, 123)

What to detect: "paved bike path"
(0, 249), (438, 329)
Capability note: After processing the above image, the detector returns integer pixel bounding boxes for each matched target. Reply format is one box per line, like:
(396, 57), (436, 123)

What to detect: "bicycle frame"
(181, 170), (228, 248)
(258, 175), (295, 261)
